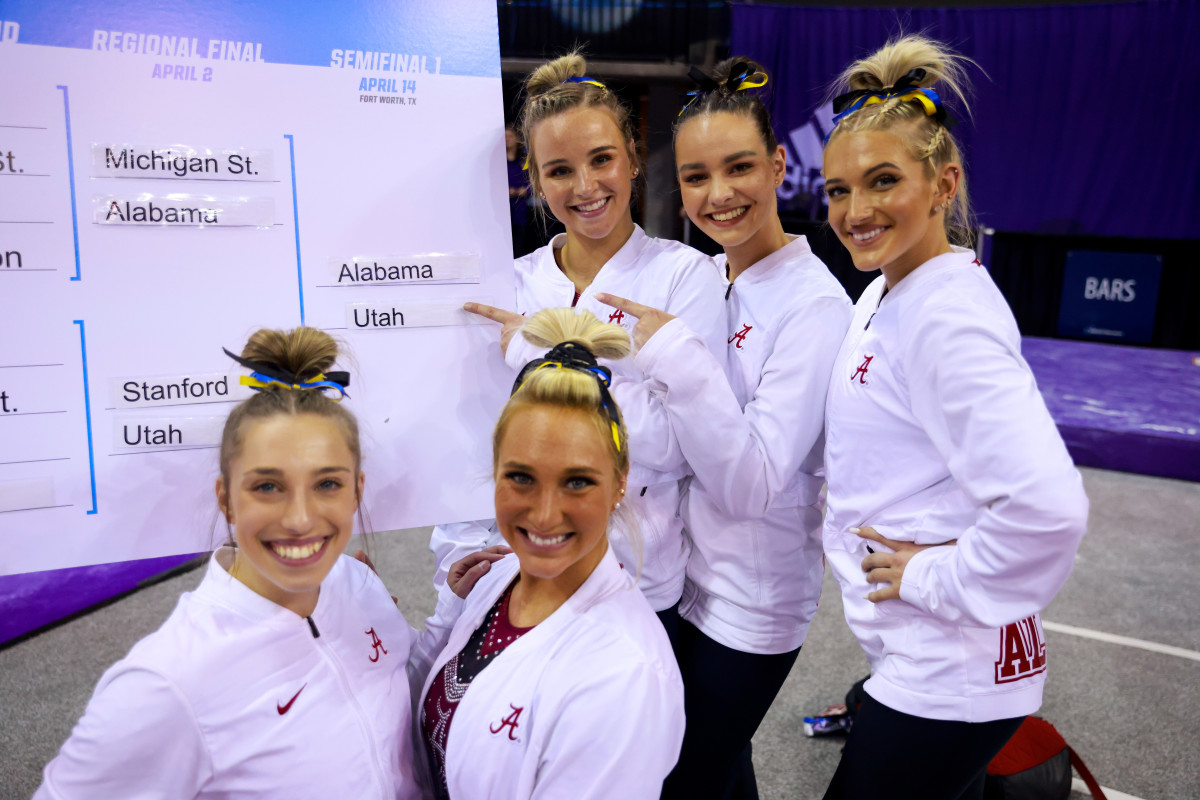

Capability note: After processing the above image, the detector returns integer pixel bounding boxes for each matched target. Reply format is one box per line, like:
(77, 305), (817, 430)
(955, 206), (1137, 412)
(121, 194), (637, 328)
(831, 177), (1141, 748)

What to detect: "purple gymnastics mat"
(1023, 337), (1200, 483)
(0, 553), (203, 648)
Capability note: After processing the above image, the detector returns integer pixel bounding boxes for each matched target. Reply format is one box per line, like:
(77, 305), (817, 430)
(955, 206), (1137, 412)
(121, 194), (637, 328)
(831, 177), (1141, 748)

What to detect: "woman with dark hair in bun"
(416, 308), (684, 800)
(35, 327), (497, 800)
(818, 35), (1087, 798)
(435, 50), (727, 644)
(599, 57), (852, 799)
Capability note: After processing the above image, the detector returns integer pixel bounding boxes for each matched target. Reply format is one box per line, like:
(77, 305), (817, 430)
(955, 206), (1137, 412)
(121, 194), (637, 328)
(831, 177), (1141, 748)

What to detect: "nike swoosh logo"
(277, 683), (307, 715)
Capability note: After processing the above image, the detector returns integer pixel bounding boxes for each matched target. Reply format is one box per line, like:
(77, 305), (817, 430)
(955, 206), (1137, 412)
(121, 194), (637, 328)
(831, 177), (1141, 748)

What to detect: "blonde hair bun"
(832, 33), (974, 119)
(520, 307), (632, 361)
(525, 52), (588, 99)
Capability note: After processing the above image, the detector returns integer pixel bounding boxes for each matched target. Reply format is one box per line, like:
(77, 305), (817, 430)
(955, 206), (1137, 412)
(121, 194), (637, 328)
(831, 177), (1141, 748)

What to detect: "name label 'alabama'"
(93, 195), (274, 227)
(328, 253), (480, 287)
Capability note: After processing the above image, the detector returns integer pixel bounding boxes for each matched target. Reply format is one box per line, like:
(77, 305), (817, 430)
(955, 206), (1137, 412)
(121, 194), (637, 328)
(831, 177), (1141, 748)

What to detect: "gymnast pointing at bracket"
(596, 58), (852, 799)
(435, 50), (726, 642)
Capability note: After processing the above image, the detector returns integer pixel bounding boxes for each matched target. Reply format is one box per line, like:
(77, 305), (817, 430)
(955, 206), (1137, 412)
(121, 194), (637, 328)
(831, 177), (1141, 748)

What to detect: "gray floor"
(2, 467), (1198, 799)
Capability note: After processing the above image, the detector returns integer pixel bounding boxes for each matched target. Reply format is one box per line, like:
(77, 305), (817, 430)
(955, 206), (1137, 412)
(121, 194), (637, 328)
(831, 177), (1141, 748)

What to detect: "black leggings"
(656, 602), (682, 653)
(660, 619), (799, 800)
(823, 691), (1025, 800)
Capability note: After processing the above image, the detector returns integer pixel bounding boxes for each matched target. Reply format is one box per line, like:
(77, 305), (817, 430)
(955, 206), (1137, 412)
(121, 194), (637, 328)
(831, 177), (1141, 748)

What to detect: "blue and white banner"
(0, 0), (499, 76)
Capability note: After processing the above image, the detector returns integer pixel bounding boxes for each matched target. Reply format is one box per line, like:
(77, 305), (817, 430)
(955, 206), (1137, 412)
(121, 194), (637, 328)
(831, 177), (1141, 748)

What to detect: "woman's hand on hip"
(855, 526), (957, 603)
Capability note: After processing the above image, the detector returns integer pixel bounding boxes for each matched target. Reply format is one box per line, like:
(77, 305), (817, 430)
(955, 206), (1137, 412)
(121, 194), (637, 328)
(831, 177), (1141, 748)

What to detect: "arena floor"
(2, 466), (1196, 799)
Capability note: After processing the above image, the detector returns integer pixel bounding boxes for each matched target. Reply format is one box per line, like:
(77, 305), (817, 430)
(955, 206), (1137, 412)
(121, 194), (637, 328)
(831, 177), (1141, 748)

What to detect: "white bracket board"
(0, 1), (514, 574)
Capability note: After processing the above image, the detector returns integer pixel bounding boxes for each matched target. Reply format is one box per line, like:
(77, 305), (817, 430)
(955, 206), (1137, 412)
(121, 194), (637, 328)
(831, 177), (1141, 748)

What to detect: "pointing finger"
(594, 293), (653, 319)
(464, 302), (521, 324)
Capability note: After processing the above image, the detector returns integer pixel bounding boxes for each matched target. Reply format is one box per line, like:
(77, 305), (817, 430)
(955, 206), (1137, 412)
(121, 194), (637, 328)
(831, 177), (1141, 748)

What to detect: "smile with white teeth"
(573, 197), (609, 213)
(710, 206), (747, 222)
(268, 537), (328, 561)
(525, 530), (570, 546)
(851, 227), (886, 242)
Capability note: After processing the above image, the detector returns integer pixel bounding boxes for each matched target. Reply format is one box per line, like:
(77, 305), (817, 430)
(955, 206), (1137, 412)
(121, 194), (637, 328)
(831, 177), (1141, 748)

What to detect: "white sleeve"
(610, 256), (728, 476)
(35, 666), (211, 800)
(429, 520), (501, 590)
(503, 326), (545, 373)
(897, 301), (1089, 627)
(637, 298), (851, 520)
(406, 590), (465, 706)
(531, 660), (684, 800)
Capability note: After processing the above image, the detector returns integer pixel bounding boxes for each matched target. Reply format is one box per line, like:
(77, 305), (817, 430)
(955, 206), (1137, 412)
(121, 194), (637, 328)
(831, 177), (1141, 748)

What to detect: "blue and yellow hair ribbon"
(832, 86), (943, 128)
(563, 76), (606, 89)
(240, 371), (348, 401)
(678, 65), (769, 116)
(828, 69), (954, 136)
(734, 71), (768, 91)
(518, 359), (623, 452)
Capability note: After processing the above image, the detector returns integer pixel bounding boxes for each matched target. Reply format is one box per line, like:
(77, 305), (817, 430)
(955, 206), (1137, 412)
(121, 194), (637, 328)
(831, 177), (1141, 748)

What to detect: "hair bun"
(520, 308), (632, 362)
(712, 57), (768, 92)
(832, 34), (973, 116)
(525, 51), (588, 99)
(241, 327), (339, 384)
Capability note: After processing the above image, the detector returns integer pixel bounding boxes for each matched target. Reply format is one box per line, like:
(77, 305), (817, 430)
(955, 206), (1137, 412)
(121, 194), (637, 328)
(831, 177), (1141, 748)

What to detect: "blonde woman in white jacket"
(438, 51), (727, 637)
(818, 36), (1088, 799)
(417, 308), (684, 800)
(599, 58), (852, 800)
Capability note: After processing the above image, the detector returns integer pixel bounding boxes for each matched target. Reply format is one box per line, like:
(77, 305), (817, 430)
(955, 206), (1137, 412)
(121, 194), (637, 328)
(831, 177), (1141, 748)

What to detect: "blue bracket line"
(73, 320), (98, 515)
(57, 86), (81, 281)
(284, 134), (304, 324)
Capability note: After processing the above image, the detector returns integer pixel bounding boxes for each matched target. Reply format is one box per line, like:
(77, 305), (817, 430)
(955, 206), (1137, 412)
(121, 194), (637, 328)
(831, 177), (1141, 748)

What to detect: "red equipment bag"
(984, 716), (1107, 800)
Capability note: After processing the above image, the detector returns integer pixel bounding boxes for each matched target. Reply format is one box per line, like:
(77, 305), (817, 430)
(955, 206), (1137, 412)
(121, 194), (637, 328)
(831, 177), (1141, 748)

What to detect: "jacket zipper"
(312, 620), (390, 797)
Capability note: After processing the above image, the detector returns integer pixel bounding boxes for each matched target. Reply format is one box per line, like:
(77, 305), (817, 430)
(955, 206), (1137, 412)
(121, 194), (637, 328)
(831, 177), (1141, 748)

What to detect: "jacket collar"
(195, 547), (339, 625)
(535, 225), (651, 289)
(556, 543), (637, 617)
(472, 542), (635, 633)
(716, 234), (814, 287)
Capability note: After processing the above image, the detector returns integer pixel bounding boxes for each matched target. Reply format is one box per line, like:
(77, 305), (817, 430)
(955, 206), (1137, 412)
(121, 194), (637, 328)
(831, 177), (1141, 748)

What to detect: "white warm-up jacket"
(416, 547), (685, 799)
(823, 248), (1089, 722)
(36, 550), (447, 799)
(432, 225), (726, 611)
(635, 235), (852, 653)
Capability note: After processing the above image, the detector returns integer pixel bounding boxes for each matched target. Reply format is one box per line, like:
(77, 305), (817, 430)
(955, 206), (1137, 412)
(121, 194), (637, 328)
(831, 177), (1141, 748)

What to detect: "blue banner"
(1057, 251), (1163, 344)
(0, 0), (500, 78)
